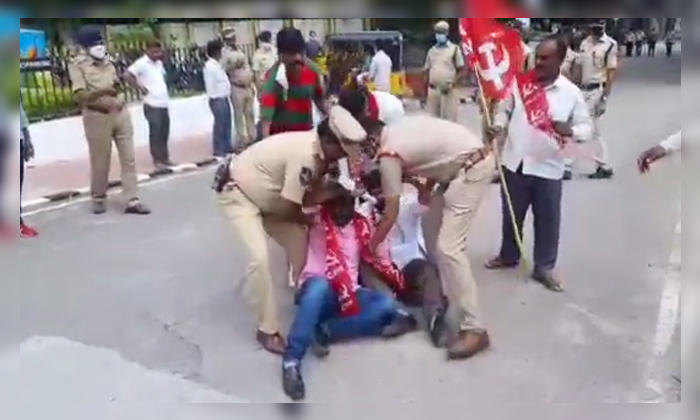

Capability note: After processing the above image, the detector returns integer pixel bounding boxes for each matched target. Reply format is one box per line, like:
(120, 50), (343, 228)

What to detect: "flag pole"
(473, 67), (531, 275)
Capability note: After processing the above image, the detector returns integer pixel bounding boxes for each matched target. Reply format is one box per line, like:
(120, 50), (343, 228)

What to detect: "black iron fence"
(20, 42), (253, 122)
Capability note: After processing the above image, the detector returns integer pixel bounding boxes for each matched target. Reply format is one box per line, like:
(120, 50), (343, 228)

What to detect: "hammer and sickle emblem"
(477, 41), (511, 91)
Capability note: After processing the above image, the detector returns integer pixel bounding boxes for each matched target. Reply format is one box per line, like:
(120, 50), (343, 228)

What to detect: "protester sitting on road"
(282, 181), (416, 401)
(360, 169), (450, 348)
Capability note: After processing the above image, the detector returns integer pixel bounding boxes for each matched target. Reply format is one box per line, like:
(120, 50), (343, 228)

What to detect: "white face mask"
(88, 44), (107, 60)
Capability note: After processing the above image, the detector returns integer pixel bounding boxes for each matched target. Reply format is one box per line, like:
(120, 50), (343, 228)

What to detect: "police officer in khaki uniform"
(576, 20), (618, 180)
(217, 106), (367, 355)
(67, 27), (150, 215)
(252, 30), (278, 95)
(424, 20), (466, 122)
(221, 27), (256, 149)
(362, 115), (494, 360)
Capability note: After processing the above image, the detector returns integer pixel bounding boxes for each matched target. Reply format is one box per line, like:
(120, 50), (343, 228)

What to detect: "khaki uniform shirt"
(560, 48), (579, 82)
(378, 115), (484, 197)
(424, 41), (465, 88)
(252, 43), (278, 85)
(230, 131), (324, 214)
(67, 52), (123, 108)
(221, 46), (254, 87)
(577, 36), (618, 85)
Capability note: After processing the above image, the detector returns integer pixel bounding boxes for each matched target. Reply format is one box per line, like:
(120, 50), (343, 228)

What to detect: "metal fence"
(20, 43), (254, 122)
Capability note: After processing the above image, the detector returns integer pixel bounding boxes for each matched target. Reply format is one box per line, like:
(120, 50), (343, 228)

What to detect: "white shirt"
(387, 193), (429, 270)
(203, 58), (231, 99)
(373, 91), (405, 125)
(494, 75), (594, 180)
(661, 130), (682, 153)
(369, 50), (393, 92)
(127, 55), (169, 108)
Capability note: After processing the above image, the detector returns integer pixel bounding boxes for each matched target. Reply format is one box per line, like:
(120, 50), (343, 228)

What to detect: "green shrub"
(22, 87), (78, 121)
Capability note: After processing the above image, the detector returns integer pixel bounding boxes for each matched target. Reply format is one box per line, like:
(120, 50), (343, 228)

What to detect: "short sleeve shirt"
(221, 47), (254, 86)
(67, 53), (122, 106)
(230, 130), (324, 214)
(424, 42), (464, 87)
(260, 61), (324, 135)
(378, 115), (484, 197)
(577, 36), (618, 84)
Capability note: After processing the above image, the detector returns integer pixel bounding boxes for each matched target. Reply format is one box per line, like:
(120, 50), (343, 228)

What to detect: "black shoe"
(563, 170), (573, 180)
(427, 309), (450, 348)
(311, 325), (330, 359)
(282, 362), (306, 401)
(588, 166), (614, 180)
(381, 311), (418, 339)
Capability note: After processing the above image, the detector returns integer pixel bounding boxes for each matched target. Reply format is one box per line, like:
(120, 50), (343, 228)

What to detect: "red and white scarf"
(516, 70), (557, 138)
(320, 209), (405, 317)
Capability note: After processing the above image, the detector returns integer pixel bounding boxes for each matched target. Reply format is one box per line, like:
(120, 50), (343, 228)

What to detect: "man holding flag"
(484, 35), (593, 292)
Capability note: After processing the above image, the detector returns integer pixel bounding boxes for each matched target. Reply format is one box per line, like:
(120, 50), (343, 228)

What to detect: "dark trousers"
(362, 259), (447, 324)
(625, 42), (634, 57)
(19, 141), (25, 224)
(635, 42), (643, 56)
(143, 104), (171, 164)
(647, 41), (657, 56)
(499, 166), (563, 273)
(666, 42), (674, 57)
(208, 97), (233, 157)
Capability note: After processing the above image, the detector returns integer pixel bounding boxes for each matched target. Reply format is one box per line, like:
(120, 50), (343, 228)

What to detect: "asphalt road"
(3, 54), (685, 411)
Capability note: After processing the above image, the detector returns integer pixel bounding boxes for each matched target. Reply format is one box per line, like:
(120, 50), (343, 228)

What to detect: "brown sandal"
(531, 271), (564, 293)
(256, 331), (287, 355)
(484, 256), (519, 270)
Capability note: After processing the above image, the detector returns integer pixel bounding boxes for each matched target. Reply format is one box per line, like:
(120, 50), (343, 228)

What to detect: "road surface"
(3, 54), (684, 413)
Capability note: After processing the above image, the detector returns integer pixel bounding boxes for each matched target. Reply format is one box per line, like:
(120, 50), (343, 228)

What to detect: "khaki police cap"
(435, 20), (450, 32)
(329, 105), (367, 160)
(221, 26), (236, 39)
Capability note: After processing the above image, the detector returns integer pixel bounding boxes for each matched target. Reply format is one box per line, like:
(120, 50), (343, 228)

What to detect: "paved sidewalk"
(23, 134), (214, 206)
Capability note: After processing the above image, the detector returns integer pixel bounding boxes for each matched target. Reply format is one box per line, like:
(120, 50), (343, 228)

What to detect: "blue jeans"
(209, 97), (233, 157)
(284, 276), (398, 363)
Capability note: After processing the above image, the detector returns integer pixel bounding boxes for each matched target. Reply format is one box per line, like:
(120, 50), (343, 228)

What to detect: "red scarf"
(367, 91), (380, 122)
(320, 209), (404, 317)
(516, 71), (557, 138)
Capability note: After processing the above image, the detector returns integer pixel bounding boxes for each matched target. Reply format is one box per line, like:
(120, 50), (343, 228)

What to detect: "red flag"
(460, 17), (525, 99)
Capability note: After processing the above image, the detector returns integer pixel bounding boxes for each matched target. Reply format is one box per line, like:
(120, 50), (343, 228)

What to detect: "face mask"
(88, 44), (106, 60)
(435, 33), (448, 44)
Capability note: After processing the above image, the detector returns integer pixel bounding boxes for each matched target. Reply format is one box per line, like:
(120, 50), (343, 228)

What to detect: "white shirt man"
(127, 49), (172, 167)
(387, 192), (429, 270)
(369, 48), (393, 92)
(127, 55), (169, 108)
(203, 56), (231, 99)
(494, 74), (594, 180)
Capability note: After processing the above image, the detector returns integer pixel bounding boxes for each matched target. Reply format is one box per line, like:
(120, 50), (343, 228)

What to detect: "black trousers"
(647, 41), (657, 56)
(143, 104), (171, 164)
(499, 166), (563, 273)
(625, 42), (634, 57)
(361, 259), (446, 319)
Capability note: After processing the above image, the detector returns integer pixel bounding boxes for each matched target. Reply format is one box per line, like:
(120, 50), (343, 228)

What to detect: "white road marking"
(637, 203), (682, 402)
(21, 168), (213, 218)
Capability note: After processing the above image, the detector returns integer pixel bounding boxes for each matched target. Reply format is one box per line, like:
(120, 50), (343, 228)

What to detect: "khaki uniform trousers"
(426, 85), (459, 122)
(423, 156), (494, 332)
(82, 109), (138, 200)
(582, 88), (609, 166)
(218, 187), (308, 335)
(231, 86), (256, 146)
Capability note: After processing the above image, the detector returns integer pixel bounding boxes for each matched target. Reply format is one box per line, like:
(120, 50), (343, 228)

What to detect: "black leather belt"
(580, 82), (606, 91)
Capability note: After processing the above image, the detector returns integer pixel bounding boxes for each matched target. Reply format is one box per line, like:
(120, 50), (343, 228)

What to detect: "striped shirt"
(260, 62), (323, 135)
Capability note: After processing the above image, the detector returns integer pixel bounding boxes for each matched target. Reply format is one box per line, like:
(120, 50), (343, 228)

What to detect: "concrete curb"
(21, 158), (218, 212)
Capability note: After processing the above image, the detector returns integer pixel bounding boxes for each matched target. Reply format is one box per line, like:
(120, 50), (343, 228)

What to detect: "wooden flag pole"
(473, 68), (531, 275)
